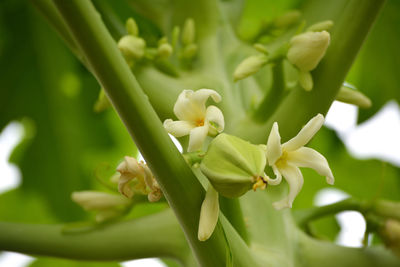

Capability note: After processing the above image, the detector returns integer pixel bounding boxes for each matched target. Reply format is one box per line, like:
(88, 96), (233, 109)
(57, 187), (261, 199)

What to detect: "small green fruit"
(200, 134), (267, 198)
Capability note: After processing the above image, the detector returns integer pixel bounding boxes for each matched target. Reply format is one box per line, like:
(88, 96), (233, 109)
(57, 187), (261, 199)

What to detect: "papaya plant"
(1, 0), (400, 266)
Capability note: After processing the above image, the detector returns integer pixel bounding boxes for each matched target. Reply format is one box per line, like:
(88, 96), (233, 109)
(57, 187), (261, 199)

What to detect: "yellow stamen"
(195, 118), (205, 127)
(252, 176), (267, 191)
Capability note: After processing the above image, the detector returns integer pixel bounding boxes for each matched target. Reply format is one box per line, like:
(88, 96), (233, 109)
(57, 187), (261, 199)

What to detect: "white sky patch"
(121, 258), (167, 267)
(0, 252), (34, 267)
(0, 122), (24, 194)
(325, 100), (400, 166)
(314, 188), (366, 247)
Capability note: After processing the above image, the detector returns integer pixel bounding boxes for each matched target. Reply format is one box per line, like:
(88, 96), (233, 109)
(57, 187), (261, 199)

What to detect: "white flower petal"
(198, 184), (219, 241)
(286, 147), (334, 185)
(205, 105), (225, 133)
(266, 122), (282, 165)
(265, 165), (283, 185)
(188, 125), (209, 152)
(173, 90), (205, 121)
(117, 156), (142, 175)
(163, 119), (195, 137)
(193, 89), (222, 105)
(272, 164), (304, 210)
(282, 114), (324, 151)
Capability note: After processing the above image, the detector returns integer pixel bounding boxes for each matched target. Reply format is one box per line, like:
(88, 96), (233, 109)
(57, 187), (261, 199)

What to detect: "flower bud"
(71, 191), (130, 211)
(274, 10), (301, 29)
(306, 20), (334, 32)
(158, 43), (173, 58)
(299, 71), (313, 91)
(126, 17), (139, 36)
(182, 43), (198, 59)
(287, 31), (330, 72)
(118, 35), (146, 61)
(198, 184), (219, 241)
(336, 85), (372, 109)
(233, 54), (268, 82)
(380, 219), (400, 258)
(182, 18), (195, 46)
(200, 133), (267, 198)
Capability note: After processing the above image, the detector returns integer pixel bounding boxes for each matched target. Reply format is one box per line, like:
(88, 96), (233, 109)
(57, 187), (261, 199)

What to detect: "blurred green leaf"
(0, 1), (136, 223)
(346, 0), (400, 123)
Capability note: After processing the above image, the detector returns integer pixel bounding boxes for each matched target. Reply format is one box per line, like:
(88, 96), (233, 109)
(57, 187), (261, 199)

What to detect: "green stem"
(0, 210), (188, 262)
(253, 60), (286, 122)
(294, 198), (366, 228)
(51, 1), (249, 265)
(298, 230), (400, 267)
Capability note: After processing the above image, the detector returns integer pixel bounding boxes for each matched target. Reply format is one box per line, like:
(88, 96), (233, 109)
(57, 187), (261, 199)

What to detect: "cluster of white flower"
(163, 88), (334, 241)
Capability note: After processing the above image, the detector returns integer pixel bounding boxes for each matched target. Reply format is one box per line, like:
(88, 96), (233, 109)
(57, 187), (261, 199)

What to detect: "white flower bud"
(198, 184), (219, 241)
(287, 31), (330, 72)
(118, 35), (146, 61)
(233, 54), (268, 82)
(71, 191), (130, 211)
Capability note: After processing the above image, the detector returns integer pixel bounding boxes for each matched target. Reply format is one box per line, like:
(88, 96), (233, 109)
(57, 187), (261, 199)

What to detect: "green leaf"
(346, 1), (400, 123)
(0, 1), (137, 223)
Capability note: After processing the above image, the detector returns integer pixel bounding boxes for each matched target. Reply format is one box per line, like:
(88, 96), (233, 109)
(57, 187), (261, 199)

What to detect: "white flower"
(117, 156), (162, 202)
(265, 114), (334, 209)
(164, 89), (225, 152)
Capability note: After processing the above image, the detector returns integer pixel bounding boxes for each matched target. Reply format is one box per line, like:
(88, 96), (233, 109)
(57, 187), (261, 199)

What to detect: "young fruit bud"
(200, 134), (267, 198)
(287, 30), (330, 72)
(118, 35), (146, 61)
(233, 54), (268, 82)
(126, 17), (139, 36)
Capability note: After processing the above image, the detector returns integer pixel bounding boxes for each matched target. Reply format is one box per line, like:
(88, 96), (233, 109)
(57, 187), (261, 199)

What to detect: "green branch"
(0, 210), (189, 262)
(298, 231), (400, 267)
(294, 198), (366, 227)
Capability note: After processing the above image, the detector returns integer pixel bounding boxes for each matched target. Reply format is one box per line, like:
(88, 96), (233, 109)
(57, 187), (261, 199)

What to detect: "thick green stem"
(51, 1), (252, 266)
(0, 210), (188, 262)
